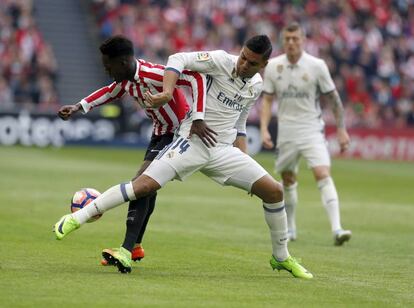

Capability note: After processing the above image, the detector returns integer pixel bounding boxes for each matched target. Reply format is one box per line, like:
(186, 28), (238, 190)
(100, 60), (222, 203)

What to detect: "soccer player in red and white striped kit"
(58, 35), (208, 266)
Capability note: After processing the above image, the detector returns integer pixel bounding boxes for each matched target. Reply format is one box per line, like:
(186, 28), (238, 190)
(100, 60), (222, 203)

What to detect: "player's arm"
(233, 135), (247, 153)
(234, 100), (255, 153)
(143, 70), (178, 108)
(260, 92), (275, 149)
(318, 59), (350, 153)
(58, 82), (126, 120)
(148, 52), (217, 147)
(323, 89), (350, 153)
(57, 103), (82, 120)
(144, 51), (216, 115)
(260, 62), (277, 149)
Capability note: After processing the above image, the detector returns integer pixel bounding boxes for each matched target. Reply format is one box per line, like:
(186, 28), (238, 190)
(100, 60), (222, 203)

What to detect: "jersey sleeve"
(79, 81), (127, 113)
(262, 62), (276, 95)
(176, 71), (206, 120)
(317, 61), (336, 94)
(234, 83), (262, 136)
(166, 50), (227, 75)
(234, 102), (253, 136)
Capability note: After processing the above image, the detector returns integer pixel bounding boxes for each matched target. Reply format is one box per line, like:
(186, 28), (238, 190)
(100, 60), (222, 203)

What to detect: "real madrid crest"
(302, 73), (309, 82)
(277, 65), (283, 73)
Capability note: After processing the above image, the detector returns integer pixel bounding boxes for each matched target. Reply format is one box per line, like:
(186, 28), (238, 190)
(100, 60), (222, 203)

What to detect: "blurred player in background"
(57, 35), (206, 266)
(54, 35), (313, 279)
(260, 22), (352, 245)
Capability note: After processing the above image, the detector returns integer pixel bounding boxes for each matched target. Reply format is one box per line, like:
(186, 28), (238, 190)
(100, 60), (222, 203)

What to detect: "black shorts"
(144, 133), (175, 161)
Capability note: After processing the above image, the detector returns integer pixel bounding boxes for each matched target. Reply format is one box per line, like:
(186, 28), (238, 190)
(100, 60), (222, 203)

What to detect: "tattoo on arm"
(326, 90), (345, 129)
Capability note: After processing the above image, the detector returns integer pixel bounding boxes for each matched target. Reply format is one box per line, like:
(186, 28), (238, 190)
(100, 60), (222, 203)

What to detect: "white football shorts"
(275, 139), (331, 173)
(144, 135), (268, 192)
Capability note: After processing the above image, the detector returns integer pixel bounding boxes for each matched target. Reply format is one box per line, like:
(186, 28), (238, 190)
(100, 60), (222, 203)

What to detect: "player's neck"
(287, 51), (302, 65)
(127, 60), (137, 81)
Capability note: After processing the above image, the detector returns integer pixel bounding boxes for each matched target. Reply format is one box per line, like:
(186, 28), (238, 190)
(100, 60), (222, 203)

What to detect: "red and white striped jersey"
(79, 59), (206, 135)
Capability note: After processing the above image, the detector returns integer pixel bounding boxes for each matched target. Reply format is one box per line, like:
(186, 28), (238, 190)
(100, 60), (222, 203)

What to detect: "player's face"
(101, 54), (128, 82)
(282, 29), (304, 58)
(236, 47), (268, 78)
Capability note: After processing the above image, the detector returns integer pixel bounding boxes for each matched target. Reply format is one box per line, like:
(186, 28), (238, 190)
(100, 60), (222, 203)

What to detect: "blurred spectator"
(89, 0), (414, 129)
(0, 0), (59, 112)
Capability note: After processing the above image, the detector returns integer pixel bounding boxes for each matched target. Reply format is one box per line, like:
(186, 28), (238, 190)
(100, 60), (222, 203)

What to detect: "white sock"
(317, 177), (342, 232)
(72, 182), (136, 224)
(284, 183), (298, 232)
(263, 201), (289, 261)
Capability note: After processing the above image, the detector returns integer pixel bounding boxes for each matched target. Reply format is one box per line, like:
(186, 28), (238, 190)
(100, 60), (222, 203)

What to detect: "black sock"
(136, 192), (157, 244)
(122, 197), (151, 252)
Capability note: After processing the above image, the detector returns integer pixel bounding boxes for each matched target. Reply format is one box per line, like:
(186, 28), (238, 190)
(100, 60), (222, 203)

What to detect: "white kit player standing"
(54, 35), (313, 278)
(260, 22), (352, 245)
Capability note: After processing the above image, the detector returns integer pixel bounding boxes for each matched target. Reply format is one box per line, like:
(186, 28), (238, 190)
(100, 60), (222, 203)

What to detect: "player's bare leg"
(313, 165), (351, 246)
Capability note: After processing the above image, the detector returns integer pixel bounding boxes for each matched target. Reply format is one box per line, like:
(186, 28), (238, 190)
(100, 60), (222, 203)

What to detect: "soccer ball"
(70, 188), (102, 223)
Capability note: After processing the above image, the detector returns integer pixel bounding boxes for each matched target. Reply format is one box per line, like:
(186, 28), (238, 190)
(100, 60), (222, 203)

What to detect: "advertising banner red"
(326, 126), (414, 161)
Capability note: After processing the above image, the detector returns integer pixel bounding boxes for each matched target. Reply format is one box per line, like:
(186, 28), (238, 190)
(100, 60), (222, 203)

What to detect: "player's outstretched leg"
(54, 214), (80, 240)
(53, 182), (138, 240)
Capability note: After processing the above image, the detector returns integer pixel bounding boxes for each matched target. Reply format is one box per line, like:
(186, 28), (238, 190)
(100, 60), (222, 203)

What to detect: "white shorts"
(275, 139), (331, 174)
(144, 135), (268, 192)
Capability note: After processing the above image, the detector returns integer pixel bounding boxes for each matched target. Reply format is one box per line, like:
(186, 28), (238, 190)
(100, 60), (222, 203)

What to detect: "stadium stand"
(90, 0), (414, 128)
(0, 0), (59, 112)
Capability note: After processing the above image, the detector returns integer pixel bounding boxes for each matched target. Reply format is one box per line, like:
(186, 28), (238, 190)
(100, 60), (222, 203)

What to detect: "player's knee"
(313, 166), (330, 181)
(271, 181), (284, 202)
(263, 180), (283, 203)
(132, 175), (159, 198)
(281, 171), (296, 186)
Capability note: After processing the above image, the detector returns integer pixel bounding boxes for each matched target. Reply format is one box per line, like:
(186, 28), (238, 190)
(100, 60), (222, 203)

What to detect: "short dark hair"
(282, 22), (304, 35)
(245, 35), (272, 60)
(99, 35), (134, 58)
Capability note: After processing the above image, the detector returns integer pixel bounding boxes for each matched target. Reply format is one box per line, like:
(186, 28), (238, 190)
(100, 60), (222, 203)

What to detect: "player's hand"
(261, 130), (274, 149)
(58, 104), (80, 120)
(143, 91), (172, 108)
(337, 128), (350, 153)
(189, 119), (218, 147)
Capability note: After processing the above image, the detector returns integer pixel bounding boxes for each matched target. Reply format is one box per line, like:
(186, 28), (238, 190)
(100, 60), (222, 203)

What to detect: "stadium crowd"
(1, 0), (414, 128)
(0, 0), (59, 112)
(91, 0), (414, 128)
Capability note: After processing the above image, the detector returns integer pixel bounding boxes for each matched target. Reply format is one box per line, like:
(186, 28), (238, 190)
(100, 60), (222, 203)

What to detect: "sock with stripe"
(72, 182), (136, 225)
(263, 201), (289, 261)
(317, 177), (342, 232)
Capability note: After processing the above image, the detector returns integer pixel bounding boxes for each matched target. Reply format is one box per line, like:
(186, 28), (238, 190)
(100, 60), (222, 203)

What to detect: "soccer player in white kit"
(260, 22), (352, 245)
(54, 35), (313, 278)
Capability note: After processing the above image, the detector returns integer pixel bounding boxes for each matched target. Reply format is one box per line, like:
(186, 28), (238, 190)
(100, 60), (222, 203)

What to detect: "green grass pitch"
(0, 145), (413, 307)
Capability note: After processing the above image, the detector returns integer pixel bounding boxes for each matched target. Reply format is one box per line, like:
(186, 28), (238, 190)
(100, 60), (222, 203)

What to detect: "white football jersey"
(263, 51), (335, 144)
(167, 50), (263, 144)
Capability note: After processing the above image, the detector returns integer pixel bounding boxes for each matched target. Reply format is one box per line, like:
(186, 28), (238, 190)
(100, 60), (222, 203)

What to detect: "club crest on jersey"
(302, 73), (309, 82)
(196, 52), (211, 62)
(248, 87), (254, 96)
(277, 65), (283, 73)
